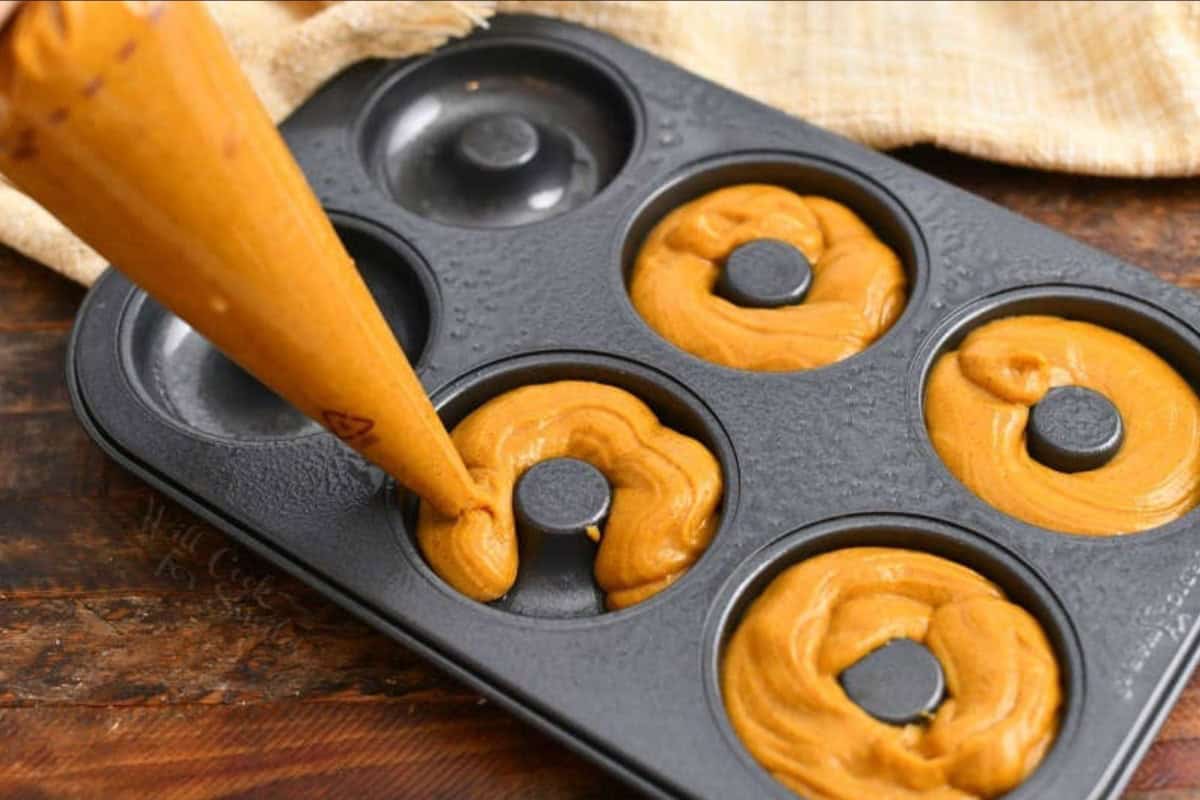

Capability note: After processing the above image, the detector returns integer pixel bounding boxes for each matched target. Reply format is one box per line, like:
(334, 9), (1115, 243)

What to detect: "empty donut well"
(359, 40), (638, 228)
(120, 214), (437, 442)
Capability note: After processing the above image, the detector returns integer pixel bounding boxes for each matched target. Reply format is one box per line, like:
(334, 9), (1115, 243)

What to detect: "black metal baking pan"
(66, 14), (1200, 799)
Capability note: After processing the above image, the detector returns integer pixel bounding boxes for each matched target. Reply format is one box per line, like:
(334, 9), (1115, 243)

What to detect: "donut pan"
(66, 15), (1200, 799)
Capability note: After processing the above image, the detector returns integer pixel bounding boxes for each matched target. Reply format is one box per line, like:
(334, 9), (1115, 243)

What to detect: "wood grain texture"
(1, 146), (1198, 799)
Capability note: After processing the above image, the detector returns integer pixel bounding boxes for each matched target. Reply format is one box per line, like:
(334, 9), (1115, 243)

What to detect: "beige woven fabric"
(5, 0), (1200, 285)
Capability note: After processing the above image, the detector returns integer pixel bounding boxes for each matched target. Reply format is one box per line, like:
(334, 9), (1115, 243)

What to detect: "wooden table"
(2, 146), (1198, 799)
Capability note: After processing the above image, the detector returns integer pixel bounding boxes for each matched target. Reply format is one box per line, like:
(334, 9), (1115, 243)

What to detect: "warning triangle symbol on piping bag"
(321, 410), (375, 441)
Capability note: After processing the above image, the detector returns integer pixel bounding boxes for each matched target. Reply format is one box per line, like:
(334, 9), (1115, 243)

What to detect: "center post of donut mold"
(838, 638), (947, 726)
(499, 457), (612, 618)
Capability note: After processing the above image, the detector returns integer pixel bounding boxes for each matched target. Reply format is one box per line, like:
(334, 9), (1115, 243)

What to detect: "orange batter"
(416, 381), (723, 610)
(926, 316), (1200, 534)
(722, 547), (1061, 800)
(0, 1), (728, 614)
(0, 1), (484, 518)
(631, 184), (907, 371)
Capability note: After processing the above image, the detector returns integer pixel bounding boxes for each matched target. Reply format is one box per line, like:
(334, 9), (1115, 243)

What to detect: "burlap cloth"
(7, 0), (1200, 286)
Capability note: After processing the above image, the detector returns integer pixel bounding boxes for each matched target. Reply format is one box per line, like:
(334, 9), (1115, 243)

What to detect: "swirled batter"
(926, 316), (1200, 534)
(416, 381), (722, 610)
(630, 184), (907, 371)
(722, 547), (1061, 800)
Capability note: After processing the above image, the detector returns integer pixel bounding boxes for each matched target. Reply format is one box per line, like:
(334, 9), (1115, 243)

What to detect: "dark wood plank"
(0, 328), (72, 413)
(0, 703), (623, 800)
(0, 493), (308, 599)
(2, 149), (1200, 799)
(0, 411), (115, 497)
(1128, 739), (1200, 796)
(1156, 683), (1200, 742)
(0, 410), (145, 500)
(0, 593), (457, 706)
(0, 247), (84, 326)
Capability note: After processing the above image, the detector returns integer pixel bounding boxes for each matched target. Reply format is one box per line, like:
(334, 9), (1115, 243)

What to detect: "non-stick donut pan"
(66, 15), (1200, 799)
